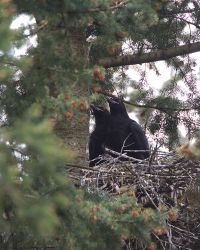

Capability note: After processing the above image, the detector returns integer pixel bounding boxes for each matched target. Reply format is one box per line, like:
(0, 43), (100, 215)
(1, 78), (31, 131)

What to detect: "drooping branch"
(177, 16), (200, 29)
(97, 89), (199, 113)
(98, 42), (200, 68)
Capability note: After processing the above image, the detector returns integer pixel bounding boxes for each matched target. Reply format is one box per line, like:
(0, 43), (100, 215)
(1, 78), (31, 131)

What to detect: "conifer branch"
(163, 8), (197, 15)
(67, 0), (129, 13)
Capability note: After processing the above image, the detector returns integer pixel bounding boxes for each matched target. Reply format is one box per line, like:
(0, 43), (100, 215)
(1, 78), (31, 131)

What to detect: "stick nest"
(67, 150), (200, 249)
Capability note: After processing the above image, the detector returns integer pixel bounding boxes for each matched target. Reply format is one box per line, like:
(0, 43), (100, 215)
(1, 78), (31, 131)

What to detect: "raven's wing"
(89, 131), (105, 167)
(125, 119), (150, 159)
(105, 117), (129, 153)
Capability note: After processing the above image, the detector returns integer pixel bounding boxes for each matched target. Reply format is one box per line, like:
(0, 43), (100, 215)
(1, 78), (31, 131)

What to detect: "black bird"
(106, 97), (150, 160)
(85, 21), (101, 42)
(89, 104), (110, 167)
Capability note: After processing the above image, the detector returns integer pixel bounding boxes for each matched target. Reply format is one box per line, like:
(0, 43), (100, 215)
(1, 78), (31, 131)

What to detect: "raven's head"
(90, 104), (110, 123)
(106, 96), (128, 117)
(85, 21), (101, 43)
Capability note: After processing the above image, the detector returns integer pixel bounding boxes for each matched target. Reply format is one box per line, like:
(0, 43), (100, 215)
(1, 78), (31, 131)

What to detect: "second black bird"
(106, 97), (150, 160)
(89, 104), (110, 167)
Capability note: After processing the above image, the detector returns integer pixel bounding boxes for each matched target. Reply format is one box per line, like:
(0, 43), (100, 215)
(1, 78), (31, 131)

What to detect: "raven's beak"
(106, 96), (119, 104)
(90, 104), (103, 112)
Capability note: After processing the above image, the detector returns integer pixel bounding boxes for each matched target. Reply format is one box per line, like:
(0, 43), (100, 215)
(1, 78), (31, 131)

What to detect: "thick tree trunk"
(53, 28), (90, 167)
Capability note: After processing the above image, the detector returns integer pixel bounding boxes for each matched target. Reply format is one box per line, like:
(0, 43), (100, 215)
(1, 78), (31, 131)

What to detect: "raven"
(106, 97), (150, 160)
(89, 104), (110, 167)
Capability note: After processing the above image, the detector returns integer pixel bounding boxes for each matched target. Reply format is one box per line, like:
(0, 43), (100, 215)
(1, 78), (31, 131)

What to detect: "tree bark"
(53, 28), (90, 167)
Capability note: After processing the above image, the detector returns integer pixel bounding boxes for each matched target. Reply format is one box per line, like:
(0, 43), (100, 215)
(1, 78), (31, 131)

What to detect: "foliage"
(0, 0), (200, 249)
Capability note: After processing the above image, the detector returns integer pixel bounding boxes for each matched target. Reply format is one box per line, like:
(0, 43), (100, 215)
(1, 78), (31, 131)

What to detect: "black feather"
(89, 105), (110, 167)
(106, 97), (150, 160)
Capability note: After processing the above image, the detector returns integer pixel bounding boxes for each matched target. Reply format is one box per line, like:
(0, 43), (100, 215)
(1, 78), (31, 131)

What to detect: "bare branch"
(98, 42), (200, 68)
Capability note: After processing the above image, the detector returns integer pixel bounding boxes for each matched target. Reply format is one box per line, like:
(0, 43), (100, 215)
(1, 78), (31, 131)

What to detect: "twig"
(105, 148), (146, 163)
(65, 163), (99, 171)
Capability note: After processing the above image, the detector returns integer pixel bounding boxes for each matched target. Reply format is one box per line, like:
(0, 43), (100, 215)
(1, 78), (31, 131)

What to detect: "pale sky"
(10, 14), (37, 57)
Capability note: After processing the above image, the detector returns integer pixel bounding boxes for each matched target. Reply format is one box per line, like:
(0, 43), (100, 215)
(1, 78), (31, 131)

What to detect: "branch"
(105, 148), (145, 163)
(65, 163), (99, 171)
(97, 90), (199, 112)
(177, 16), (200, 29)
(67, 0), (129, 13)
(163, 8), (197, 15)
(98, 42), (200, 68)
